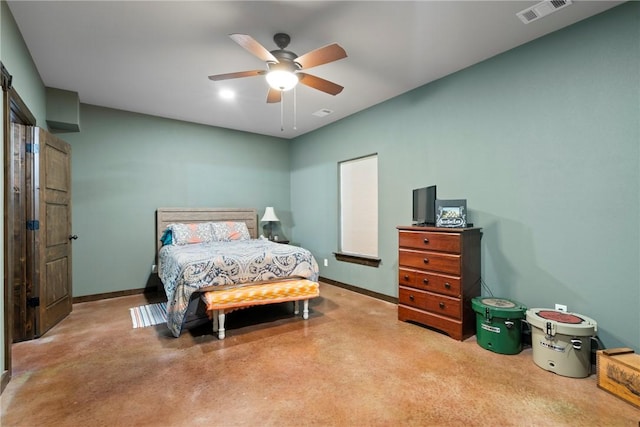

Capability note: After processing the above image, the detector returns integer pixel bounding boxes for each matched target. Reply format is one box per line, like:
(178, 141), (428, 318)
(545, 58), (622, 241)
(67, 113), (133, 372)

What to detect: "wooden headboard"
(156, 207), (258, 256)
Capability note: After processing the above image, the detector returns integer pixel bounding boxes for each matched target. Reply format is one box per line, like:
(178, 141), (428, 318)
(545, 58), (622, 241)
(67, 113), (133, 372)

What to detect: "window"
(336, 154), (380, 267)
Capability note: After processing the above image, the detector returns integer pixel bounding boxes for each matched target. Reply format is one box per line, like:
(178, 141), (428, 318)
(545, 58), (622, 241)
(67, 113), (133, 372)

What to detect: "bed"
(156, 208), (320, 338)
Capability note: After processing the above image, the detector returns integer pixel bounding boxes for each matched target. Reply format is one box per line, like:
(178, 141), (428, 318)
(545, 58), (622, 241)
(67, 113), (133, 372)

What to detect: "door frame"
(1, 61), (37, 394)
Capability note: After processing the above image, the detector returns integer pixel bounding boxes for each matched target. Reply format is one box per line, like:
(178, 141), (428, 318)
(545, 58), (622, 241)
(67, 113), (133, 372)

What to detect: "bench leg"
(294, 300), (310, 319)
(303, 299), (310, 320)
(212, 309), (219, 332)
(212, 310), (226, 340)
(217, 311), (226, 339)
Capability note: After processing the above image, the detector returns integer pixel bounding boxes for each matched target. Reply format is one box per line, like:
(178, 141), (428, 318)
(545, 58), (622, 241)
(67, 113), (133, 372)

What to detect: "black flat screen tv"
(413, 185), (437, 226)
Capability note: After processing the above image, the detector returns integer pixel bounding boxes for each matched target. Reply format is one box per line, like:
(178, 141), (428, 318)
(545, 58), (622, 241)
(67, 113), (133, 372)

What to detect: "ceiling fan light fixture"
(266, 70), (299, 91)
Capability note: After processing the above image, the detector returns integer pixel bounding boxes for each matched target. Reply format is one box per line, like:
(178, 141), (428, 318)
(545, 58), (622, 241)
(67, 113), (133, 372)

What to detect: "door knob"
(69, 235), (78, 240)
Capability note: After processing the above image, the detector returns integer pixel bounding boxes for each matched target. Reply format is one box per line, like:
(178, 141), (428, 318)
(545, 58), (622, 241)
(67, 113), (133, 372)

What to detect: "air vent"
(517, 0), (572, 24)
(312, 108), (333, 118)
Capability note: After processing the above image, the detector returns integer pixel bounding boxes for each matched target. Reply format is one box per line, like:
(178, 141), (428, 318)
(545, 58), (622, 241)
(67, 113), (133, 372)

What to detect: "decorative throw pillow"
(211, 221), (251, 241)
(168, 222), (216, 245)
(160, 228), (173, 246)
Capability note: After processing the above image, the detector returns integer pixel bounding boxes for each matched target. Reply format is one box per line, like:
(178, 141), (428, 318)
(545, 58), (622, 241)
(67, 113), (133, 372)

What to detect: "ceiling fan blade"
(208, 70), (266, 81)
(229, 33), (278, 63)
(298, 73), (344, 96)
(266, 88), (282, 104)
(295, 43), (347, 69)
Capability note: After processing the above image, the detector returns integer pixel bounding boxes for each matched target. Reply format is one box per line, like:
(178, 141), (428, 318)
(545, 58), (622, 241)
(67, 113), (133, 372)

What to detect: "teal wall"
(290, 2), (640, 349)
(60, 105), (291, 297)
(0, 1), (46, 125)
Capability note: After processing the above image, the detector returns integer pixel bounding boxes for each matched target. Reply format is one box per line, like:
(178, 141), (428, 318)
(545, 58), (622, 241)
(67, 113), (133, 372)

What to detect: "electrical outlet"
(151, 264), (158, 274)
(324, 259), (328, 267)
(555, 304), (567, 312)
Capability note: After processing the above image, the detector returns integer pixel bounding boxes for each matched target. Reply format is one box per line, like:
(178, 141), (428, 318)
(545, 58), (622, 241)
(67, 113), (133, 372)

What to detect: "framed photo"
(436, 199), (467, 228)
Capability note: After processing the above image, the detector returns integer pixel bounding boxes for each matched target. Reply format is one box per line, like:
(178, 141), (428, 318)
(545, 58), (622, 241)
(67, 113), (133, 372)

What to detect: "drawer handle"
(423, 238), (429, 244)
(409, 295), (415, 301)
(439, 302), (445, 309)
(423, 258), (429, 264)
(422, 278), (429, 285)
(444, 282), (451, 289)
(404, 275), (410, 281)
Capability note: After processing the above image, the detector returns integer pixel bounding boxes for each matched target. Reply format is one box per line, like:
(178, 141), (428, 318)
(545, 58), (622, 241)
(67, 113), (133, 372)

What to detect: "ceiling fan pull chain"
(293, 86), (297, 130)
(280, 91), (285, 132)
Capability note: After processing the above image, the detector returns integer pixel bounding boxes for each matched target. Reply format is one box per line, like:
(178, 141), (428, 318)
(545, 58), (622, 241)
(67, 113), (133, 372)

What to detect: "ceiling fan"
(208, 33), (347, 103)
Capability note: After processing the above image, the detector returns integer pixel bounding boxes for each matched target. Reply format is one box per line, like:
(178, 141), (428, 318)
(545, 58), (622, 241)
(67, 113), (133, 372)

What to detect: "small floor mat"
(130, 302), (167, 328)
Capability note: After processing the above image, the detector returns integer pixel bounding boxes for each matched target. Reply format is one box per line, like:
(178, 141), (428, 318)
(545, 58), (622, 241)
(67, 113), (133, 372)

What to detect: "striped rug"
(129, 302), (167, 328)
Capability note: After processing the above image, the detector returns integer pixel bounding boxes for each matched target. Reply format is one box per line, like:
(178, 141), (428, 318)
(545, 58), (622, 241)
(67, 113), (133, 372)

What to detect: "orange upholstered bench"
(201, 279), (319, 339)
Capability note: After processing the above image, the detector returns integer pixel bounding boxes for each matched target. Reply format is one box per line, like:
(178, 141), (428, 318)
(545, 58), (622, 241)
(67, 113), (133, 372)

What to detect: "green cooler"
(472, 297), (527, 355)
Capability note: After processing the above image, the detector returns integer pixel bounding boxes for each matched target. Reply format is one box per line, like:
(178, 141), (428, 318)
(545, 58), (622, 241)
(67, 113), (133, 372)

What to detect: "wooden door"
(33, 128), (73, 335)
(9, 124), (32, 341)
(11, 124), (73, 339)
(4, 79), (38, 390)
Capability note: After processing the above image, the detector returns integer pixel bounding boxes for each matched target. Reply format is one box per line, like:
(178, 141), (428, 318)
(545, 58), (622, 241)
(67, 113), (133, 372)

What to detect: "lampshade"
(261, 207), (280, 222)
(266, 70), (298, 91)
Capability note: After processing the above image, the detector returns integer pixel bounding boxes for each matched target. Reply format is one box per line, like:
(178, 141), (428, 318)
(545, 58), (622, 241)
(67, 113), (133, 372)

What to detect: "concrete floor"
(1, 282), (639, 426)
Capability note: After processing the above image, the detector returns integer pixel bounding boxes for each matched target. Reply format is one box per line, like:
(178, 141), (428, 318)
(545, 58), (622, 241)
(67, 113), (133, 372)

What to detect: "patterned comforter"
(158, 238), (319, 337)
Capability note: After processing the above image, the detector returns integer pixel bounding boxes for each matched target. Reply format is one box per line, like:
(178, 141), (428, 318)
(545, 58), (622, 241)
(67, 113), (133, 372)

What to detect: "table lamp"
(260, 207), (280, 240)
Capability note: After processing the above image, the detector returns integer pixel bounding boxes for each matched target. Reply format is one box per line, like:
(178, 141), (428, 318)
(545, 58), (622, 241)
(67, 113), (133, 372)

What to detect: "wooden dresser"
(397, 226), (482, 341)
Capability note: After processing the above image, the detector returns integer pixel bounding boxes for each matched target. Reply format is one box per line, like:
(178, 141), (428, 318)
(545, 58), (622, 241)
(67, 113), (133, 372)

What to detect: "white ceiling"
(7, 1), (623, 139)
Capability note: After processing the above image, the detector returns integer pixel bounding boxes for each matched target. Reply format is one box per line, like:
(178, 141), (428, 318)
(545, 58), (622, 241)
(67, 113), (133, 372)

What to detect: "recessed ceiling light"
(219, 89), (235, 100)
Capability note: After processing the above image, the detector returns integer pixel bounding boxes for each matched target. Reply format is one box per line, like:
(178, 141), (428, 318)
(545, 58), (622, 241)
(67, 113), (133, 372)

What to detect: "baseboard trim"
(72, 279), (398, 306)
(72, 288), (152, 304)
(319, 276), (398, 304)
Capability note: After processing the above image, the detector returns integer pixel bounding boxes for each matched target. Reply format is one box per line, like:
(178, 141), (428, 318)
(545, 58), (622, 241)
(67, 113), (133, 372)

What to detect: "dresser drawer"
(399, 231), (461, 253)
(399, 287), (461, 319)
(398, 305), (464, 341)
(399, 249), (461, 275)
(399, 268), (416, 287)
(399, 268), (461, 297)
(424, 293), (461, 319)
(399, 285), (429, 310)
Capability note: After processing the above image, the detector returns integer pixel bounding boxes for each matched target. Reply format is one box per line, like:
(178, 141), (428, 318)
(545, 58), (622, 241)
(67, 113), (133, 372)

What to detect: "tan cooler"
(526, 308), (598, 378)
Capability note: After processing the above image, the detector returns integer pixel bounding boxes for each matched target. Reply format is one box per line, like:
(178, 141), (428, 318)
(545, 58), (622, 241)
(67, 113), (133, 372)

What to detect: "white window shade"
(339, 154), (378, 258)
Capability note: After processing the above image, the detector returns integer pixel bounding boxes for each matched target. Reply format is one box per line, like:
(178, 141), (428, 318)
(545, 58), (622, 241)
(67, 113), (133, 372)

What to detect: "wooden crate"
(596, 348), (640, 409)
